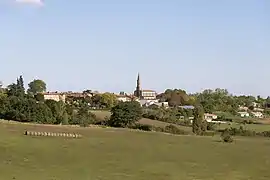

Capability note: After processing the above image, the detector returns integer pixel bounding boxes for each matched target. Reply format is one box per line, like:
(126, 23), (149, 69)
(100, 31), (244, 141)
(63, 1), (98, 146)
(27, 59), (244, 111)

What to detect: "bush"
(221, 129), (233, 143)
(164, 125), (188, 135)
(207, 122), (216, 131)
(202, 131), (216, 136)
(130, 124), (153, 131)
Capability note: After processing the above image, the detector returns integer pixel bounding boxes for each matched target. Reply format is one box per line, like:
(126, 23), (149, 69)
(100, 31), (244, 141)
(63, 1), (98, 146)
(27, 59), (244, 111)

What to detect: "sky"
(0, 0), (269, 96)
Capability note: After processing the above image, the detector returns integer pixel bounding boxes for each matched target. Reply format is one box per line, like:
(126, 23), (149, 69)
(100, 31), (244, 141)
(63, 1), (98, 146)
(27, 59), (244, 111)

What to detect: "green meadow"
(0, 121), (270, 180)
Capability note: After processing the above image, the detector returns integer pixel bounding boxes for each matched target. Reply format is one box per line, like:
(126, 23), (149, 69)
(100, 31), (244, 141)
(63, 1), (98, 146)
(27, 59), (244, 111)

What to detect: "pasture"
(0, 121), (270, 180)
(92, 110), (270, 133)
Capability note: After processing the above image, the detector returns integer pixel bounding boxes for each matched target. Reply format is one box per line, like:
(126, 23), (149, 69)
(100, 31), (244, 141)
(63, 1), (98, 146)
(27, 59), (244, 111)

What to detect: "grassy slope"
(0, 122), (270, 180)
(92, 110), (270, 132)
(92, 110), (192, 132)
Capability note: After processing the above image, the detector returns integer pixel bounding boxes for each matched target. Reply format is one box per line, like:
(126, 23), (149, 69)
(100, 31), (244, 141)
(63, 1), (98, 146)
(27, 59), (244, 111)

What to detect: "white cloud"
(15, 0), (43, 6)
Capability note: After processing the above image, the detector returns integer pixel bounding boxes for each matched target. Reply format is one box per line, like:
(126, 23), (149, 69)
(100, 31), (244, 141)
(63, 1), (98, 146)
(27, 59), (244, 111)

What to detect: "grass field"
(92, 110), (193, 132)
(0, 122), (270, 180)
(217, 123), (270, 132)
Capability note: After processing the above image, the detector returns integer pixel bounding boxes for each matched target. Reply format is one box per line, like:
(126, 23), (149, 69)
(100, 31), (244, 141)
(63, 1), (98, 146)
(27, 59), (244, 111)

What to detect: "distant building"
(238, 106), (248, 111)
(134, 73), (157, 100)
(251, 111), (263, 118)
(204, 113), (218, 122)
(116, 93), (139, 102)
(254, 108), (264, 112)
(238, 112), (250, 117)
(43, 92), (66, 102)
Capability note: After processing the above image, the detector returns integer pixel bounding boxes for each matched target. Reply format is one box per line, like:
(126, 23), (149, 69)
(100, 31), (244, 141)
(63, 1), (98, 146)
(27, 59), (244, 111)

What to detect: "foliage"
(108, 101), (142, 127)
(192, 104), (205, 135)
(100, 93), (118, 108)
(27, 79), (46, 95)
(62, 111), (69, 125)
(71, 106), (97, 127)
(157, 89), (194, 107)
(164, 124), (188, 135)
(130, 124), (153, 131)
(196, 88), (238, 114)
(221, 129), (234, 143)
(206, 122), (216, 131)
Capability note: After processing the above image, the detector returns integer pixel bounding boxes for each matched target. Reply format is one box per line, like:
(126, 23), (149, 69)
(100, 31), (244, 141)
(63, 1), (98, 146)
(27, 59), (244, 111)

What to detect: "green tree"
(62, 111), (69, 125)
(192, 104), (205, 135)
(27, 79), (46, 95)
(157, 89), (191, 107)
(45, 100), (66, 124)
(72, 106), (96, 127)
(108, 101), (142, 127)
(7, 76), (25, 97)
(100, 93), (118, 109)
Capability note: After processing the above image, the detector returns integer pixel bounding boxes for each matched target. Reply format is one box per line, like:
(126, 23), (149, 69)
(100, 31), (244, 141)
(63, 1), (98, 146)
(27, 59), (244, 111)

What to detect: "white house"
(43, 92), (66, 102)
(238, 112), (250, 117)
(251, 112), (263, 118)
(139, 99), (159, 107)
(204, 113), (218, 122)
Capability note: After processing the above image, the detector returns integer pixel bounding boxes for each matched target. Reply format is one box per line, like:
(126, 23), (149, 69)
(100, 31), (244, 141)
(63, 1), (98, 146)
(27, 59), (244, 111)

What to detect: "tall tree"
(27, 79), (47, 95)
(192, 104), (205, 135)
(17, 75), (25, 93)
(108, 101), (142, 127)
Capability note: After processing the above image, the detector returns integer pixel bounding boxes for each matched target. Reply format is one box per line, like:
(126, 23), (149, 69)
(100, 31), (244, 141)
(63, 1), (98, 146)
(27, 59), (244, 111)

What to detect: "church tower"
(134, 73), (141, 98)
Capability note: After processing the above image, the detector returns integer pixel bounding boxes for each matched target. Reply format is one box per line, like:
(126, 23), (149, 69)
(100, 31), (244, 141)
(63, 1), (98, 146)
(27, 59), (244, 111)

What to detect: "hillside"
(0, 122), (270, 180)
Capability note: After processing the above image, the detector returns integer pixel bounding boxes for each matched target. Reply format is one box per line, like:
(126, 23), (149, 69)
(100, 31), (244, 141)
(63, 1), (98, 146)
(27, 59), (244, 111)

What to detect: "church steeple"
(134, 73), (141, 98)
(137, 73), (140, 90)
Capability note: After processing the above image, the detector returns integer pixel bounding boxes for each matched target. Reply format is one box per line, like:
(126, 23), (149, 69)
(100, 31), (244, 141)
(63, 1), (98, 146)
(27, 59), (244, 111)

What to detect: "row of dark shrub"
(129, 124), (216, 136)
(130, 124), (190, 135)
(218, 126), (270, 138)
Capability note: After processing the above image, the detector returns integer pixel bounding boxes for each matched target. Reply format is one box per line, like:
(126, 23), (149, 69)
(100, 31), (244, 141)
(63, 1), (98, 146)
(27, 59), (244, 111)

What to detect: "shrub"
(207, 122), (216, 131)
(130, 124), (153, 131)
(202, 131), (216, 136)
(164, 125), (188, 135)
(221, 129), (233, 143)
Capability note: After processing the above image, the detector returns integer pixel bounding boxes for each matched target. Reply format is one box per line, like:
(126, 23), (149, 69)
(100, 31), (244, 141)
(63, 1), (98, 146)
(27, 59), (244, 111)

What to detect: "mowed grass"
(0, 122), (270, 180)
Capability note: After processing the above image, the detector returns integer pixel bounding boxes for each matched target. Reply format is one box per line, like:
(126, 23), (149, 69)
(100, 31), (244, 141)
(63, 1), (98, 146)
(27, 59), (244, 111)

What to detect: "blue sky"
(0, 0), (269, 96)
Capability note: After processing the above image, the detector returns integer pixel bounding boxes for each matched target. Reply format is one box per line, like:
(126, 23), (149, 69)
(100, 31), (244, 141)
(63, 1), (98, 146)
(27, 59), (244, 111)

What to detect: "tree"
(27, 79), (46, 95)
(157, 89), (191, 107)
(45, 100), (66, 124)
(108, 101), (142, 127)
(192, 104), (205, 135)
(72, 105), (96, 127)
(62, 111), (69, 125)
(7, 76), (25, 97)
(17, 75), (25, 95)
(100, 93), (117, 109)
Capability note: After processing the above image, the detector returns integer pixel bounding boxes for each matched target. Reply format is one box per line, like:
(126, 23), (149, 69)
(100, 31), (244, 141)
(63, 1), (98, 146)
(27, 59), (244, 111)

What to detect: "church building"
(134, 73), (157, 100)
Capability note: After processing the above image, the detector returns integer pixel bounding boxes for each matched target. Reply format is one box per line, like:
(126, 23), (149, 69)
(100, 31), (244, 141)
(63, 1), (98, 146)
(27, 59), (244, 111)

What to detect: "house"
(140, 90), (157, 100)
(239, 106), (248, 111)
(204, 113), (218, 122)
(251, 112), (263, 118)
(139, 99), (159, 107)
(252, 102), (259, 108)
(254, 108), (264, 112)
(238, 112), (250, 117)
(152, 102), (169, 108)
(43, 92), (66, 102)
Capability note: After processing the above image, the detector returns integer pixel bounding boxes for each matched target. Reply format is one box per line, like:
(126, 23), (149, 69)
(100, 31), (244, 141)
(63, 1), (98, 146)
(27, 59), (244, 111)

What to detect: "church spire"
(137, 73), (140, 90)
(134, 73), (141, 98)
